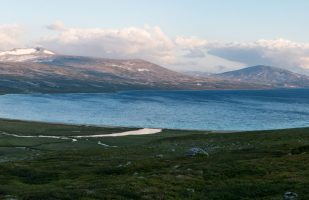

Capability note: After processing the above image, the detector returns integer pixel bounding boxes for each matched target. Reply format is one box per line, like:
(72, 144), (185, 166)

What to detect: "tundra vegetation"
(0, 119), (308, 199)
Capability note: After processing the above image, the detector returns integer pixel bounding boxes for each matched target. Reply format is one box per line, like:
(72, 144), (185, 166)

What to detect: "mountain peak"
(0, 47), (55, 56)
(217, 65), (309, 88)
(244, 65), (285, 71)
(0, 47), (55, 62)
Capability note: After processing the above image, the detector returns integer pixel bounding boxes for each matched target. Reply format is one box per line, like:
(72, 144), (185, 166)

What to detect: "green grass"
(0, 119), (308, 199)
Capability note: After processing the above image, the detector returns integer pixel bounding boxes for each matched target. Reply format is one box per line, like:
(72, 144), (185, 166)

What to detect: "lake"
(0, 89), (309, 131)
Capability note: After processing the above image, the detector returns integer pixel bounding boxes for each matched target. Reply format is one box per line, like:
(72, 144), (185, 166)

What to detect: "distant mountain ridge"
(0, 48), (262, 94)
(181, 71), (214, 78)
(1, 48), (308, 94)
(216, 65), (309, 88)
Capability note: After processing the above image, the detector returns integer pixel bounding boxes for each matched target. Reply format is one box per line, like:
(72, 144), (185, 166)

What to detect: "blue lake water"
(0, 89), (309, 131)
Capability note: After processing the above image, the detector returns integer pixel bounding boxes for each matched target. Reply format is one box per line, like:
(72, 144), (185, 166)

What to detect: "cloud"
(46, 21), (67, 31)
(208, 39), (309, 72)
(39, 23), (177, 64)
(0, 24), (23, 50)
(175, 36), (208, 49)
(39, 22), (233, 71)
(175, 36), (207, 58)
(184, 48), (206, 58)
(37, 22), (309, 73)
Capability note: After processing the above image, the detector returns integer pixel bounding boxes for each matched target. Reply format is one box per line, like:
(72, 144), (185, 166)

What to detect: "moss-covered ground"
(0, 119), (308, 199)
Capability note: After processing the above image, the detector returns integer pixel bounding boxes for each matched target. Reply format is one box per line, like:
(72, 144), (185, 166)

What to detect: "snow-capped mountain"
(0, 48), (264, 94)
(0, 47), (55, 62)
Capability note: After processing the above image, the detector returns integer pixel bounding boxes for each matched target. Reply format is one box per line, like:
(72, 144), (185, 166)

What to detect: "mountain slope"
(181, 71), (214, 78)
(0, 48), (263, 94)
(216, 65), (309, 88)
(0, 47), (55, 62)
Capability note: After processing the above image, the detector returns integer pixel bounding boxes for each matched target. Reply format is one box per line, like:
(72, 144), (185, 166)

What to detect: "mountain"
(181, 71), (214, 78)
(216, 65), (309, 88)
(0, 48), (262, 94)
(0, 47), (55, 62)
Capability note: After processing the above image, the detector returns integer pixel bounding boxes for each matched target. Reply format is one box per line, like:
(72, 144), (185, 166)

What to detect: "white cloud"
(208, 38), (309, 72)
(0, 24), (24, 50)
(38, 22), (239, 72)
(39, 23), (177, 64)
(46, 21), (67, 31)
(175, 36), (208, 58)
(36, 22), (309, 73)
(175, 36), (208, 49)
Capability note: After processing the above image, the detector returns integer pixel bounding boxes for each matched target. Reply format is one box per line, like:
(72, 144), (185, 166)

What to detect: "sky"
(0, 0), (309, 73)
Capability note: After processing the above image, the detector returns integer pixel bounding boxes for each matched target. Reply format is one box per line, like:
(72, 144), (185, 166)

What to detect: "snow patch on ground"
(98, 141), (118, 147)
(43, 50), (55, 55)
(74, 128), (162, 138)
(110, 64), (132, 71)
(0, 131), (74, 141)
(0, 128), (162, 143)
(137, 68), (150, 72)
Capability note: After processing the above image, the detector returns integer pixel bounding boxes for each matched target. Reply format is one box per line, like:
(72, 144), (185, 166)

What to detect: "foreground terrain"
(0, 119), (308, 199)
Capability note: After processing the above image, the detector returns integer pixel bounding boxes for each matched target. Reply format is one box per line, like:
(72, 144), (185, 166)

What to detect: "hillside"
(216, 65), (309, 88)
(0, 119), (308, 199)
(0, 48), (262, 94)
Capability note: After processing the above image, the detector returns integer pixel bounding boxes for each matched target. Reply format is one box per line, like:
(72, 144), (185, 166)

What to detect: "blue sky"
(0, 0), (309, 73)
(1, 0), (308, 41)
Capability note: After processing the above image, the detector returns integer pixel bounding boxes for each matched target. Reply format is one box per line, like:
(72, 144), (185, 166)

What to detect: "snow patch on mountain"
(0, 48), (37, 56)
(138, 68), (150, 72)
(0, 48), (55, 62)
(0, 48), (55, 56)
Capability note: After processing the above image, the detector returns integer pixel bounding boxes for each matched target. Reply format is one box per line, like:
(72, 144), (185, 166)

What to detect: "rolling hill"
(216, 65), (309, 88)
(0, 48), (261, 94)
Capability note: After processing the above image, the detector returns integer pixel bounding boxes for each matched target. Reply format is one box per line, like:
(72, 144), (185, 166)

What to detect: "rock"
(185, 147), (209, 157)
(186, 188), (195, 193)
(125, 161), (131, 166)
(155, 154), (164, 158)
(283, 192), (298, 200)
(3, 195), (18, 200)
(196, 170), (204, 175)
(173, 165), (180, 169)
(117, 161), (131, 168)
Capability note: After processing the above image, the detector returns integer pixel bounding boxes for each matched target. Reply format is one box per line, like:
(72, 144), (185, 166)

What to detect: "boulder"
(186, 147), (208, 157)
(283, 192), (298, 200)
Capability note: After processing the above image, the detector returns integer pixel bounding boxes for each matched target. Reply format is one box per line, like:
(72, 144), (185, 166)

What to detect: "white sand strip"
(98, 141), (118, 147)
(0, 128), (162, 140)
(0, 131), (70, 140)
(73, 128), (162, 138)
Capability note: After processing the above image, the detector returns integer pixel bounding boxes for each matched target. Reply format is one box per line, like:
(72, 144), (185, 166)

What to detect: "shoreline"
(1, 87), (308, 96)
(0, 117), (308, 133)
(0, 128), (163, 139)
